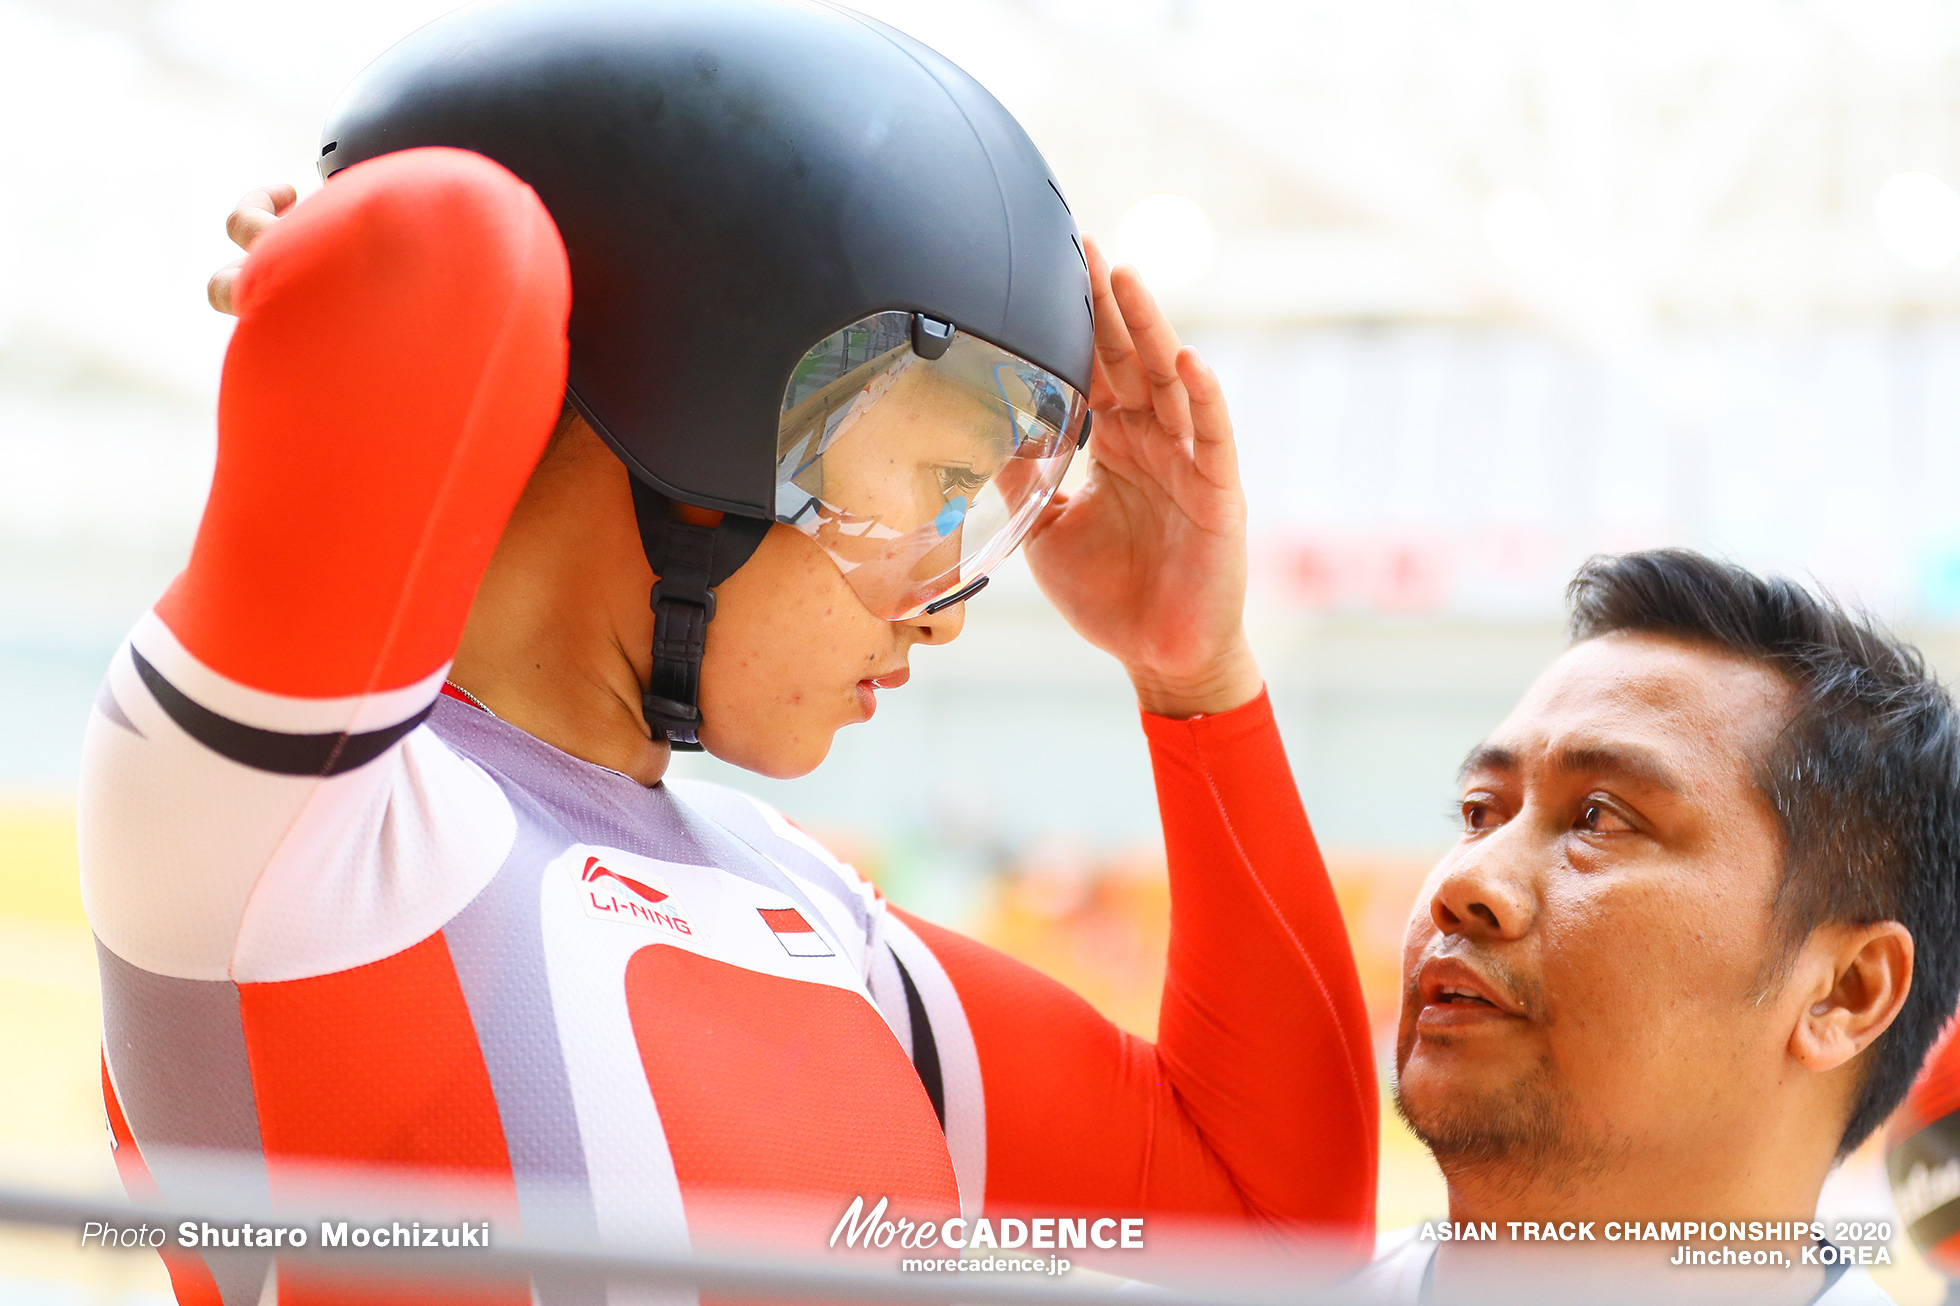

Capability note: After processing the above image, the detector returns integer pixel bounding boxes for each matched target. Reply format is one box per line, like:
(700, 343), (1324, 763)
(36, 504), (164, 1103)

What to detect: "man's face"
(1395, 631), (1796, 1181)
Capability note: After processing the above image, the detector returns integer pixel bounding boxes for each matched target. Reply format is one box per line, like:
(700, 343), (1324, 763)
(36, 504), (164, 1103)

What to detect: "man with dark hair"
(1357, 549), (1960, 1304)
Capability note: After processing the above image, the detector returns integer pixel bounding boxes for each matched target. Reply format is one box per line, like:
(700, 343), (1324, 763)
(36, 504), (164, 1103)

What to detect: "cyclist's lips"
(856, 667), (910, 720)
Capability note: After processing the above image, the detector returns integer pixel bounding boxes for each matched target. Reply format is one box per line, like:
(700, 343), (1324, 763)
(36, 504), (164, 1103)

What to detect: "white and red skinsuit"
(80, 148), (1378, 1306)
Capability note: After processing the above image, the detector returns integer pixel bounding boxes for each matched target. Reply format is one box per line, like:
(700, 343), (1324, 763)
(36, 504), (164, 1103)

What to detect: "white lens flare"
(1115, 193), (1216, 291)
(1875, 171), (1960, 270)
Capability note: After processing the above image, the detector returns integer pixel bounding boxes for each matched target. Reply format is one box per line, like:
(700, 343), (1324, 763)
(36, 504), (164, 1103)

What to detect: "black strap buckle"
(627, 478), (769, 748)
(644, 586), (710, 749)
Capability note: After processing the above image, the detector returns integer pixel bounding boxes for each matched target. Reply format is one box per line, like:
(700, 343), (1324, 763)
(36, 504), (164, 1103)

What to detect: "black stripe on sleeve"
(131, 647), (435, 777)
(891, 948), (946, 1130)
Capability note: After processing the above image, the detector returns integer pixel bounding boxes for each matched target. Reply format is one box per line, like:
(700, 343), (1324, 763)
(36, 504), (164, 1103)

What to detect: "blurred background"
(6, 0), (1960, 1299)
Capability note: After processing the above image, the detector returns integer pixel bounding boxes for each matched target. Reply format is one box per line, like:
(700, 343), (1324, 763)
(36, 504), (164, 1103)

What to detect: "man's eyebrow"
(1456, 743), (1515, 785)
(1455, 740), (1690, 797)
(1549, 743), (1690, 797)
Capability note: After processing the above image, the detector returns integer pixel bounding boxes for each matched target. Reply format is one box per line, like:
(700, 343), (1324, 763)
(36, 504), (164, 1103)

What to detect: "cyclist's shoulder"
(662, 776), (878, 904)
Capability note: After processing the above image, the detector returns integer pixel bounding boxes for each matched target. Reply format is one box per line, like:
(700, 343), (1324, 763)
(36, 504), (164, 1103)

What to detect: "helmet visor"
(775, 311), (1086, 621)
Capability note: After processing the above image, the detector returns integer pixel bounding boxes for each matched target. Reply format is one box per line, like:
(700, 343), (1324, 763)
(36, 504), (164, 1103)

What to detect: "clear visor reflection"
(777, 330), (1080, 620)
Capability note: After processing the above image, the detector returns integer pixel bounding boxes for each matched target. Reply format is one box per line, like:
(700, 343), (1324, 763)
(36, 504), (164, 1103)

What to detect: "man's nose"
(1429, 829), (1536, 943)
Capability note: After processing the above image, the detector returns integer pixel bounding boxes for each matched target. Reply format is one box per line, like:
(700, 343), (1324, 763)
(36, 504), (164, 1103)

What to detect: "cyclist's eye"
(935, 465), (989, 498)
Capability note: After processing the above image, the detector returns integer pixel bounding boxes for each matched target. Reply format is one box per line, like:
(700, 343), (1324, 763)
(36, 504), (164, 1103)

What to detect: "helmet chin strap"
(627, 478), (770, 750)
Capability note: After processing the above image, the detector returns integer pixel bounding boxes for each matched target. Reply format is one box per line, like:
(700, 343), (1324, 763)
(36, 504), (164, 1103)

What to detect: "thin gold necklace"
(444, 681), (495, 716)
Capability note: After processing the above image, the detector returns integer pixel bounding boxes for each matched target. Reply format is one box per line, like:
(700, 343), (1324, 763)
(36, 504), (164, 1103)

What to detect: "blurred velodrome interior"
(7, 0), (1960, 1299)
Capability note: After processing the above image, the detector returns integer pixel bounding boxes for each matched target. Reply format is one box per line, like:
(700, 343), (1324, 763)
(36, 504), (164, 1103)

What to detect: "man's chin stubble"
(1394, 1053), (1625, 1203)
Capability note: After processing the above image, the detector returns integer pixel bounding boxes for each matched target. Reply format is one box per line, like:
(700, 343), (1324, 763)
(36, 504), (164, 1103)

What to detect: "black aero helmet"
(320, 0), (1095, 746)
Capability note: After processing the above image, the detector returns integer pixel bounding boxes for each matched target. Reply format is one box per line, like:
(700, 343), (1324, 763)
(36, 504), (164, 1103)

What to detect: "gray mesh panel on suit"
(429, 698), (717, 867)
(443, 779), (605, 1306)
(97, 941), (271, 1306)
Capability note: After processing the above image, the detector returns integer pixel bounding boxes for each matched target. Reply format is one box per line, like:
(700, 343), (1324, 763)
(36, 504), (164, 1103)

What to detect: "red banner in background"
(1261, 527), (1572, 617)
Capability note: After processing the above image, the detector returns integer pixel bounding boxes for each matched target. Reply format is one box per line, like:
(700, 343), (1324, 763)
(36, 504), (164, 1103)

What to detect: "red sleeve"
(900, 689), (1377, 1248)
(154, 147), (571, 696)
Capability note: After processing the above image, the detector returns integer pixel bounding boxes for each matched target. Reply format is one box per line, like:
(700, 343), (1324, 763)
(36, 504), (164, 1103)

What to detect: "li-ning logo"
(582, 856), (667, 903)
(580, 855), (693, 936)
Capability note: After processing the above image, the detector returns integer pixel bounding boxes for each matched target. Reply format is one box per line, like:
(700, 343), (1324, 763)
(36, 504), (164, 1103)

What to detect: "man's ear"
(1789, 922), (1914, 1073)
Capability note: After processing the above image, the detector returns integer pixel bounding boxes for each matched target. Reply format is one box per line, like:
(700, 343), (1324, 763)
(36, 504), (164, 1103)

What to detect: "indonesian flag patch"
(758, 906), (834, 958)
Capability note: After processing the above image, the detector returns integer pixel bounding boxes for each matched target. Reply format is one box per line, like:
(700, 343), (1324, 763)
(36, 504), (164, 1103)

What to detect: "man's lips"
(1415, 955), (1525, 1028)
